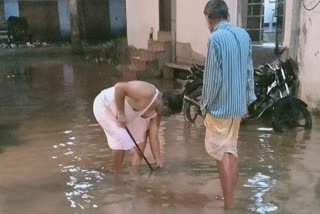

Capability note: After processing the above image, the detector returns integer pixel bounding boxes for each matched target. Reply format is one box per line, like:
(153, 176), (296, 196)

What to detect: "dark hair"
(163, 91), (183, 114)
(204, 0), (229, 20)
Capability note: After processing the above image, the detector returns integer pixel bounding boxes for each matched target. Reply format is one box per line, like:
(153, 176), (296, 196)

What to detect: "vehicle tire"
(183, 87), (202, 122)
(272, 96), (312, 132)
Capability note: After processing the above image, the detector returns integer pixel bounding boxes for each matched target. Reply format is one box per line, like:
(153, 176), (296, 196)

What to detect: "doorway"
(19, 1), (60, 41)
(81, 0), (110, 41)
(159, 0), (171, 32)
(246, 0), (284, 44)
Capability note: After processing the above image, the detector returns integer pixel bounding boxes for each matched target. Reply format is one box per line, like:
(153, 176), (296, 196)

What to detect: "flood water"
(0, 56), (319, 214)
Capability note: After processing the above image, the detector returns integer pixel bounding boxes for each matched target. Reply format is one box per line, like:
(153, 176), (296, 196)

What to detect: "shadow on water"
(0, 123), (21, 153)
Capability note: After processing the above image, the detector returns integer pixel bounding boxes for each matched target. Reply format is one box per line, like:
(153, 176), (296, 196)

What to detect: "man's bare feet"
(215, 196), (224, 200)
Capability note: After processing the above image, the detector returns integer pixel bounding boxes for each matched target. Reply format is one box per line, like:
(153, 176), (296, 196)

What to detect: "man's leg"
(217, 152), (238, 209)
(112, 150), (125, 173)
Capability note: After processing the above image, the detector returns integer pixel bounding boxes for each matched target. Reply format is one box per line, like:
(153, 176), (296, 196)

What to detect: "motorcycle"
(182, 64), (204, 122)
(182, 45), (312, 132)
(248, 45), (312, 132)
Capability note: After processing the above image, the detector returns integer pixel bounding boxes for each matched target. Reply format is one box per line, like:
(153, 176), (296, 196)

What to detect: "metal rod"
(125, 127), (153, 171)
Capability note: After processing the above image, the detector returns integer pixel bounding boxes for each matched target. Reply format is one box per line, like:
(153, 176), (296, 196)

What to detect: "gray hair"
(204, 0), (229, 20)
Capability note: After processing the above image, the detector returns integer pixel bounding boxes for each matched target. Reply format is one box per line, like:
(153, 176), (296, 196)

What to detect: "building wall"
(283, 0), (292, 47)
(19, 0), (61, 40)
(296, 5), (320, 111)
(81, 0), (110, 41)
(109, 0), (126, 34)
(0, 0), (6, 29)
(175, 0), (237, 63)
(3, 0), (70, 39)
(282, 1), (320, 111)
(126, 0), (159, 49)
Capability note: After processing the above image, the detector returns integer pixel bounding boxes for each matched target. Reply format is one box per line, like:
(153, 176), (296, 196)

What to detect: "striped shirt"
(200, 21), (256, 119)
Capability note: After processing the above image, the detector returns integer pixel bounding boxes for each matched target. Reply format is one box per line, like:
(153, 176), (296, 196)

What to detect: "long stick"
(125, 127), (153, 171)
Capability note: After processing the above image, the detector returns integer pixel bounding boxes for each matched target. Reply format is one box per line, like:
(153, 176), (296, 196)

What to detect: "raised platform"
(163, 62), (192, 80)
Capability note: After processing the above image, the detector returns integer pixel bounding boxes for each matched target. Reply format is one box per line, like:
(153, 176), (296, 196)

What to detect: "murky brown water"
(0, 56), (319, 214)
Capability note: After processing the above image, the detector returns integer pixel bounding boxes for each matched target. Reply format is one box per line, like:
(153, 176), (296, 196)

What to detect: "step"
(130, 56), (161, 78)
(166, 62), (191, 71)
(148, 39), (171, 51)
(121, 65), (137, 81)
(138, 49), (162, 61)
(130, 56), (147, 72)
(158, 31), (171, 42)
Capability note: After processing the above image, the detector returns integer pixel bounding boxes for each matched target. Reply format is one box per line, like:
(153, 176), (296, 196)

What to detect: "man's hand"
(116, 112), (127, 127)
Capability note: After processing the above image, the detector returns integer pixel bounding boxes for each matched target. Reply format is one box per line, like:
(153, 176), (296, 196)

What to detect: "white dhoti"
(93, 93), (150, 150)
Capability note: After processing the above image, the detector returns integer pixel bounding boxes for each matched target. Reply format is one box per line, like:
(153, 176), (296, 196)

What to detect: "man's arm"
(114, 82), (128, 126)
(149, 114), (162, 168)
(201, 39), (222, 111)
(114, 81), (155, 126)
(246, 43), (257, 106)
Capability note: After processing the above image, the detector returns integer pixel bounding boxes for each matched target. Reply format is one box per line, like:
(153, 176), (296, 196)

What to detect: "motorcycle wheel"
(271, 96), (312, 132)
(183, 88), (202, 122)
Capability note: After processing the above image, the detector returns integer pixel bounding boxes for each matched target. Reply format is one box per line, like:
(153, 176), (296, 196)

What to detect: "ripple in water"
(244, 173), (278, 214)
(244, 134), (278, 214)
(52, 129), (105, 210)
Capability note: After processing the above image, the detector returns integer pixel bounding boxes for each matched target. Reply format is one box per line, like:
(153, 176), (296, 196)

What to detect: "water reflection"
(244, 132), (278, 213)
(0, 56), (319, 214)
(245, 173), (277, 213)
(54, 129), (105, 211)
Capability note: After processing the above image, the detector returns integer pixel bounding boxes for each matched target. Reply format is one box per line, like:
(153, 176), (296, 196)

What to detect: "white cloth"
(93, 87), (156, 150)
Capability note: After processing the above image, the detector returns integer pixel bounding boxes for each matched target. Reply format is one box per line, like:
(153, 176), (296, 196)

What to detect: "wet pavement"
(0, 56), (319, 214)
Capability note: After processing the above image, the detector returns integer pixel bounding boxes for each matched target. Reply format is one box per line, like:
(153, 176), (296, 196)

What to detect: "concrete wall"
(3, 0), (70, 39)
(126, 0), (159, 49)
(4, 0), (19, 19)
(0, 0), (5, 29)
(283, 0), (292, 47)
(296, 5), (320, 111)
(126, 0), (238, 57)
(175, 0), (237, 63)
(109, 0), (126, 34)
(283, 1), (320, 111)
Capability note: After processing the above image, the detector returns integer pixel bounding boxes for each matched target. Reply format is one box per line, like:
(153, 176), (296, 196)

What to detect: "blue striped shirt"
(200, 21), (256, 119)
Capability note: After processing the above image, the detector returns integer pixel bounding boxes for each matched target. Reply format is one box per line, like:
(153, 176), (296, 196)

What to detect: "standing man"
(201, 0), (256, 209)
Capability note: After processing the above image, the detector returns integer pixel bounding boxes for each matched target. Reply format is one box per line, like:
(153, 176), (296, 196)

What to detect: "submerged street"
(0, 56), (319, 214)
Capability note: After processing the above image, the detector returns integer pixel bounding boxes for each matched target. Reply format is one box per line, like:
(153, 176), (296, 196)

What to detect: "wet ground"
(0, 56), (319, 214)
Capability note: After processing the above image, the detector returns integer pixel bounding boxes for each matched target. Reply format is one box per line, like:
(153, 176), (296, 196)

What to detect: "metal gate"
(247, 0), (264, 43)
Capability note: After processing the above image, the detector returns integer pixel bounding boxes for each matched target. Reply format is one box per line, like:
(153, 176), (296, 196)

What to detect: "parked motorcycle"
(248, 45), (312, 132)
(182, 45), (312, 132)
(182, 64), (203, 122)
